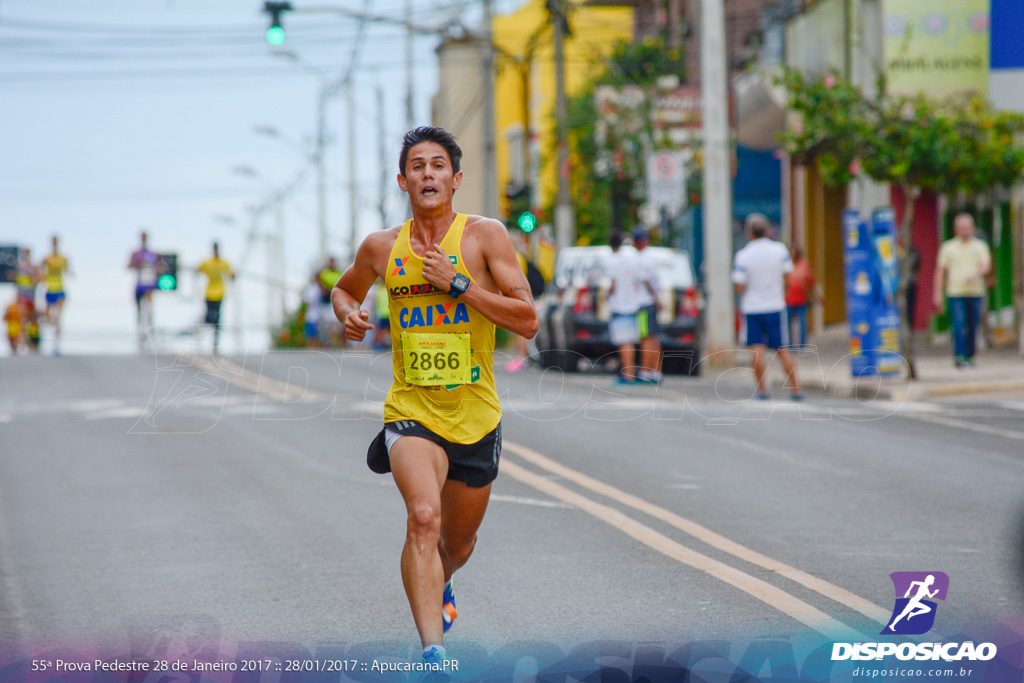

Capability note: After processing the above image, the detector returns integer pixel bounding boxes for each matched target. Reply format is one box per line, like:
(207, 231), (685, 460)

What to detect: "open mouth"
(421, 187), (438, 196)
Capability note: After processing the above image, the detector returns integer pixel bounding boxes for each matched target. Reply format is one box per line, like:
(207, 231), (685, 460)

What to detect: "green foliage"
(597, 38), (686, 88)
(273, 304), (308, 349)
(561, 38), (687, 245)
(777, 68), (1024, 198)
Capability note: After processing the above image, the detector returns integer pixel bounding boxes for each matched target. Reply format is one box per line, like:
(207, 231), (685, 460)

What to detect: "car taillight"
(573, 286), (595, 315)
(678, 287), (699, 317)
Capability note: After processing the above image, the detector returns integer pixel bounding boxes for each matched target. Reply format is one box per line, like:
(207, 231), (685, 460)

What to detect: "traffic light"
(263, 1), (292, 45)
(505, 182), (534, 231)
(517, 210), (538, 233)
(157, 253), (178, 291)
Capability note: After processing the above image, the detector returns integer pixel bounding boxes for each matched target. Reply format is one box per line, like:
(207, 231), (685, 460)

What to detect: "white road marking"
(489, 494), (576, 510)
(500, 456), (865, 640)
(503, 441), (890, 627)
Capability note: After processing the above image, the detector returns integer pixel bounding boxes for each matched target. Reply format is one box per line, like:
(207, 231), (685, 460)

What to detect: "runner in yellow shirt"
(332, 126), (537, 665)
(197, 242), (235, 354)
(42, 235), (71, 353)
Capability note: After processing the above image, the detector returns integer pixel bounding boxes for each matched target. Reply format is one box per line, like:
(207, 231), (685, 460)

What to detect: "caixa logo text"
(398, 303), (470, 329)
(831, 642), (996, 662)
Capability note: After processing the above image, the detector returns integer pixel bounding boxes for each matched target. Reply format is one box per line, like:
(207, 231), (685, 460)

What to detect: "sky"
(0, 0), (527, 356)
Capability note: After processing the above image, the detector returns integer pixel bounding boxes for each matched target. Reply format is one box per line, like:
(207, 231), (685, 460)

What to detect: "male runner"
(42, 235), (70, 353)
(128, 231), (161, 338)
(332, 126), (537, 664)
(197, 242), (234, 354)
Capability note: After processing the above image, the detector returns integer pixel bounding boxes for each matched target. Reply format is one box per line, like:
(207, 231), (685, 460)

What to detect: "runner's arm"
(422, 220), (538, 339)
(332, 234), (387, 341)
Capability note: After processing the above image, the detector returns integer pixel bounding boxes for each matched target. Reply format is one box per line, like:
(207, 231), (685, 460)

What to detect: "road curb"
(801, 376), (1024, 401)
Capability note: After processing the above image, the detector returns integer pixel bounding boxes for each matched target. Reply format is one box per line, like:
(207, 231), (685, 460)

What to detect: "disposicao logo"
(831, 571), (997, 663)
(881, 571), (948, 635)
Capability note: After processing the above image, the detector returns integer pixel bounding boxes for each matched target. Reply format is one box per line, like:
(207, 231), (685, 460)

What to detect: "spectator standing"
(605, 232), (645, 384)
(731, 214), (803, 400)
(933, 213), (991, 368)
(784, 244), (816, 348)
(632, 228), (663, 383)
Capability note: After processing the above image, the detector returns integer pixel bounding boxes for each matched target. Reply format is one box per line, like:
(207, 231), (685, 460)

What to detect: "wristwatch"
(449, 273), (471, 298)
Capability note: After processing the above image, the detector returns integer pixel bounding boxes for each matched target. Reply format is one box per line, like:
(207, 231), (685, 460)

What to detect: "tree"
(778, 68), (1024, 378)
(563, 38), (687, 244)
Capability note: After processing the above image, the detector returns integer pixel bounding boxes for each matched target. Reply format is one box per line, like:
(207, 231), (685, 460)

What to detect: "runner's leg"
(437, 480), (493, 582)
(389, 436), (450, 647)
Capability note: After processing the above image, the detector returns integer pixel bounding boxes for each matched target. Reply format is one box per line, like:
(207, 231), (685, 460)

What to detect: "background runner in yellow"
(383, 213), (500, 444)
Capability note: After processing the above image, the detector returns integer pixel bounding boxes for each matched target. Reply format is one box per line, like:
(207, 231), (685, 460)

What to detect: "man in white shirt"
(731, 214), (802, 400)
(632, 228), (663, 383)
(606, 232), (647, 383)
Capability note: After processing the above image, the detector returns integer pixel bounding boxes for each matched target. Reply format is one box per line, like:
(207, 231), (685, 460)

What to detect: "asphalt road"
(1, 349), (1022, 674)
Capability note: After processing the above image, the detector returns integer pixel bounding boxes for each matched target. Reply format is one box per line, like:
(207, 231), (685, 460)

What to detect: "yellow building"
(492, 1), (633, 221)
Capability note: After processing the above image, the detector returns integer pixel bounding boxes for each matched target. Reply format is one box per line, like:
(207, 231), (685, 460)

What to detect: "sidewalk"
(786, 325), (1024, 401)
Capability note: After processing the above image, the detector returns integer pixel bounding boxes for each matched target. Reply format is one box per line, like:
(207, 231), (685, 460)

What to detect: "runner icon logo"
(881, 571), (949, 635)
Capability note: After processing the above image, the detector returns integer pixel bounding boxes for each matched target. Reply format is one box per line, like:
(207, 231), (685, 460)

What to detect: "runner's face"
(399, 142), (462, 210)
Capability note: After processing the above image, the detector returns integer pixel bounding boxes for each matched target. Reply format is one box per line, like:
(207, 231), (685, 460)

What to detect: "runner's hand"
(422, 244), (457, 292)
(345, 309), (373, 341)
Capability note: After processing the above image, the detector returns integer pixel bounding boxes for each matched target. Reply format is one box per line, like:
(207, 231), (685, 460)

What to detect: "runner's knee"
(440, 533), (476, 567)
(408, 503), (442, 541)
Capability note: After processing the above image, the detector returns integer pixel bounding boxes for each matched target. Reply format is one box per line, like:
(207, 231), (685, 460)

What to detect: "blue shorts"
(304, 321), (318, 339)
(743, 311), (788, 349)
(46, 291), (65, 305)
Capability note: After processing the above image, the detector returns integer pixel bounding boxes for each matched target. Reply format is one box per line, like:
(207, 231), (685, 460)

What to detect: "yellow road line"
(500, 458), (864, 640)
(504, 441), (890, 625)
(193, 356), (331, 403)
(195, 354), (884, 634)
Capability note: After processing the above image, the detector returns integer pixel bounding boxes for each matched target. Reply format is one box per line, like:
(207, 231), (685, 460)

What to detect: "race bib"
(401, 332), (471, 386)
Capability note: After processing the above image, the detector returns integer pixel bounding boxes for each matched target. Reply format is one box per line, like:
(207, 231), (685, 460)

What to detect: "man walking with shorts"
(731, 214), (802, 400)
(332, 126), (537, 664)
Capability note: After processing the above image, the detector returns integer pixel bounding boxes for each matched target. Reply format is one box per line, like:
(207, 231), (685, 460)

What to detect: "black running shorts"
(205, 300), (222, 326)
(366, 420), (502, 488)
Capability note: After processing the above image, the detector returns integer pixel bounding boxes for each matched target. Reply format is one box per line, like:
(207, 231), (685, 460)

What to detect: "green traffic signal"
(266, 25), (286, 45)
(517, 210), (537, 233)
(157, 274), (177, 291)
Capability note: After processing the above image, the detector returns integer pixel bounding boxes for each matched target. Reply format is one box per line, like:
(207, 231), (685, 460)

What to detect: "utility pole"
(316, 85), (329, 261)
(481, 0), (498, 219)
(405, 0), (415, 130)
(378, 83), (389, 230)
(700, 0), (735, 359)
(275, 198), (287, 321)
(347, 80), (359, 263)
(549, 0), (575, 251)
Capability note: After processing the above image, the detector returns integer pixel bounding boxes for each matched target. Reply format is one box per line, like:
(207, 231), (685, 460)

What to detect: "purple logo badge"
(881, 572), (949, 635)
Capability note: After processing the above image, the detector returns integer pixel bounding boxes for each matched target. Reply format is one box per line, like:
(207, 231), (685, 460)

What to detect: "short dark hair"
(745, 213), (770, 239)
(399, 126), (462, 176)
(609, 232), (624, 250)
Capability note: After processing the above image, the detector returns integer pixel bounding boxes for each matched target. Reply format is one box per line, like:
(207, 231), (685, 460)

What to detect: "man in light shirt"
(933, 213), (991, 368)
(606, 232), (651, 384)
(731, 214), (802, 400)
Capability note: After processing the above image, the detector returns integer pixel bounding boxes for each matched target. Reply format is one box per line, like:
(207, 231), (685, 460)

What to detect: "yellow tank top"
(383, 214), (500, 444)
(43, 254), (68, 293)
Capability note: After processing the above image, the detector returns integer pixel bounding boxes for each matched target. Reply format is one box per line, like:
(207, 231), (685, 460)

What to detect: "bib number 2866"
(401, 332), (471, 386)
